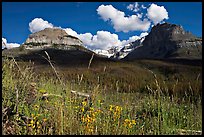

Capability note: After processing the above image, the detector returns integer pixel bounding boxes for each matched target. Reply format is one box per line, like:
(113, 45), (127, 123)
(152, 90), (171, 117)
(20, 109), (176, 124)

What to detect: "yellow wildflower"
(90, 107), (94, 111)
(30, 120), (34, 124)
(109, 105), (114, 111)
(132, 120), (136, 125)
(82, 101), (87, 106)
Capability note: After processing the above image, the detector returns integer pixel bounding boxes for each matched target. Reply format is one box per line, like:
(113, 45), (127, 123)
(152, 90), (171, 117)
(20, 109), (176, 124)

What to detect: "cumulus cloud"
(91, 31), (121, 49)
(127, 2), (139, 12)
(141, 4), (147, 9)
(97, 4), (151, 32)
(63, 28), (78, 37)
(78, 33), (93, 46)
(63, 28), (147, 50)
(28, 18), (148, 50)
(29, 18), (54, 33)
(136, 13), (143, 19)
(120, 32), (148, 47)
(2, 38), (20, 49)
(147, 3), (169, 25)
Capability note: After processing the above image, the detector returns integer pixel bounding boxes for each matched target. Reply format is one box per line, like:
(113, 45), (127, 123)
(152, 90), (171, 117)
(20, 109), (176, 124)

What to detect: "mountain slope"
(124, 23), (202, 60)
(2, 28), (112, 67)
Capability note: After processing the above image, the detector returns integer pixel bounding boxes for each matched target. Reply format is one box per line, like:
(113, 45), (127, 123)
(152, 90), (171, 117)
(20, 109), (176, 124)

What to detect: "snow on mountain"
(111, 36), (146, 59)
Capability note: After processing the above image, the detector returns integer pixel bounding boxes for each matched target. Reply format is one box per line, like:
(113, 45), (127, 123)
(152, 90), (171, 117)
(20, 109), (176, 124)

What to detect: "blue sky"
(2, 2), (202, 50)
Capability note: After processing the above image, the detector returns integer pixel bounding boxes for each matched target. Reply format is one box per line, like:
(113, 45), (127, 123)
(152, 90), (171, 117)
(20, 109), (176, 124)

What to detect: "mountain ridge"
(123, 22), (202, 60)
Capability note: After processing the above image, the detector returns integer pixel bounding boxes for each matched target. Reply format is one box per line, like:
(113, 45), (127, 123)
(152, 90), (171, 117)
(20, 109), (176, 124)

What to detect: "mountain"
(112, 37), (145, 59)
(123, 23), (202, 60)
(2, 28), (111, 66)
(22, 28), (87, 51)
(93, 46), (121, 58)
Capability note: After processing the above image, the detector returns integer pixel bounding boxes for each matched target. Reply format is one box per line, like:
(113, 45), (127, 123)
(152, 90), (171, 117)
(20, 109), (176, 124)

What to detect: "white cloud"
(141, 4), (147, 9)
(120, 32), (148, 47)
(63, 28), (78, 37)
(147, 3), (169, 25)
(97, 4), (151, 32)
(28, 18), (148, 51)
(2, 38), (20, 49)
(78, 33), (93, 46)
(127, 2), (140, 12)
(63, 28), (147, 50)
(29, 18), (54, 33)
(91, 31), (121, 50)
(127, 3), (134, 11)
(137, 13), (143, 18)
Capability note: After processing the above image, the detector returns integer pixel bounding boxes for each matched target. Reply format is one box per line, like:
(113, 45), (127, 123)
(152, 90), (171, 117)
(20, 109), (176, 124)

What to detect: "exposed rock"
(23, 28), (84, 50)
(112, 37), (145, 59)
(124, 23), (202, 60)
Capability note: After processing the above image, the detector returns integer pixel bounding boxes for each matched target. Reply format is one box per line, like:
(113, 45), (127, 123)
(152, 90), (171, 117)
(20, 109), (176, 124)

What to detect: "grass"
(2, 54), (202, 135)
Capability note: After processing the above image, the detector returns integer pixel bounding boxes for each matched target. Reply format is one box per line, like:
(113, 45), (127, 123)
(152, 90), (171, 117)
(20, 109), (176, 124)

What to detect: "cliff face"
(124, 23), (202, 60)
(23, 28), (84, 50)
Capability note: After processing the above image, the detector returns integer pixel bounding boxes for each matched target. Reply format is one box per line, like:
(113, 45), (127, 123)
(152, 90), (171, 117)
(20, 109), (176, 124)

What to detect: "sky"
(2, 2), (202, 50)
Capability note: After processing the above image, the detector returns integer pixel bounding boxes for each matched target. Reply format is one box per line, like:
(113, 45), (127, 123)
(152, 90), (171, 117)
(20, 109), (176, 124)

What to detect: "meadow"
(2, 53), (202, 135)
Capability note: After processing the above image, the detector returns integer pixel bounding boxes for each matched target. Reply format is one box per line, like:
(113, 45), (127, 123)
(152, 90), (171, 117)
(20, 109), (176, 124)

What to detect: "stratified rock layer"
(124, 23), (202, 60)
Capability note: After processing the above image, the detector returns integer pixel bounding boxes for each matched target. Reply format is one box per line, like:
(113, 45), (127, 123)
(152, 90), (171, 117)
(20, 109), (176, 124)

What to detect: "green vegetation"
(2, 55), (202, 135)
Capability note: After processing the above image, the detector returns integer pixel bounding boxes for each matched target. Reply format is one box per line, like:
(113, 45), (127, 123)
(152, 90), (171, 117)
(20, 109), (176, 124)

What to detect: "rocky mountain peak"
(23, 28), (83, 50)
(143, 23), (195, 46)
(123, 22), (202, 60)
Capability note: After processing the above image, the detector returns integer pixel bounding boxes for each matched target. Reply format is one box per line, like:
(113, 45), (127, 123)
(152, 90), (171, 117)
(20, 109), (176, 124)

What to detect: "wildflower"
(81, 116), (85, 122)
(90, 107), (94, 111)
(115, 106), (122, 112)
(82, 101), (87, 106)
(97, 109), (102, 113)
(132, 120), (136, 125)
(109, 105), (114, 111)
(30, 120), (34, 124)
(128, 123), (133, 128)
(125, 119), (129, 122)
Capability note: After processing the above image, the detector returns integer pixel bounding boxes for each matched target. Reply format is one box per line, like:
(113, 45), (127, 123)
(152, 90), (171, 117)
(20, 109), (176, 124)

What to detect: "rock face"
(23, 28), (84, 50)
(112, 37), (145, 59)
(124, 23), (202, 60)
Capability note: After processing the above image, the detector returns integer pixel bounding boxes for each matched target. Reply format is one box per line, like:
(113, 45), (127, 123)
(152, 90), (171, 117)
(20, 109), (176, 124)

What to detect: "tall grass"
(2, 57), (202, 135)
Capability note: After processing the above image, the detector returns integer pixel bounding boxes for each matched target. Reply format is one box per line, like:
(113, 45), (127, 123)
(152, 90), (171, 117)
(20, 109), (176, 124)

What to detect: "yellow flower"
(82, 101), (87, 106)
(128, 123), (133, 128)
(132, 120), (136, 125)
(81, 107), (85, 112)
(90, 107), (94, 111)
(125, 119), (130, 122)
(31, 114), (35, 117)
(109, 105), (114, 111)
(30, 120), (34, 124)
(81, 116), (85, 122)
